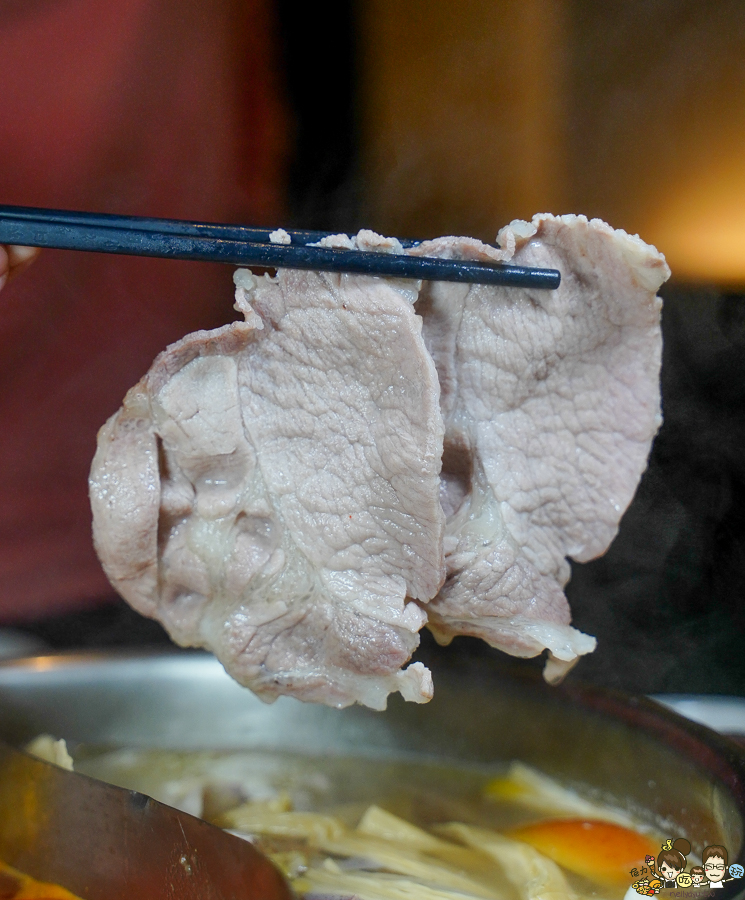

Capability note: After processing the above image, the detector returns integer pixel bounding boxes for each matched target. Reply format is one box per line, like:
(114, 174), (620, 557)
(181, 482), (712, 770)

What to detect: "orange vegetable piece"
(508, 818), (658, 888)
(0, 857), (82, 899)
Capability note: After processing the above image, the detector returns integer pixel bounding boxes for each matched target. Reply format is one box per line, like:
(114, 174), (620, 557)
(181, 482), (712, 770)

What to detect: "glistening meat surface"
(90, 214), (669, 707)
(90, 267), (445, 709)
(416, 215), (669, 680)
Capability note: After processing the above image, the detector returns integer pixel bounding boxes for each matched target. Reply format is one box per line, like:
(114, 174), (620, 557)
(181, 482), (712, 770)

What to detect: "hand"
(0, 245), (40, 289)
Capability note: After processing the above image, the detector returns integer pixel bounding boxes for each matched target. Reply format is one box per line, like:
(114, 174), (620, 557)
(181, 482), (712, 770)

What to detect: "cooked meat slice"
(90, 268), (445, 709)
(416, 215), (669, 680)
(91, 214), (668, 702)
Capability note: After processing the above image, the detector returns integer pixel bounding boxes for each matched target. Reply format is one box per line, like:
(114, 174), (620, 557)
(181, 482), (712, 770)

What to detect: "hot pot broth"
(73, 747), (660, 900)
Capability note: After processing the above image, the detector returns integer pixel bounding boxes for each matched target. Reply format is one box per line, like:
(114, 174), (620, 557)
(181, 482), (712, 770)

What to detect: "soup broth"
(74, 747), (661, 900)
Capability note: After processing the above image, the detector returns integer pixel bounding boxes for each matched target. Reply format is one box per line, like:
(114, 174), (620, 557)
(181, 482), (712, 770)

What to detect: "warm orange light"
(648, 157), (745, 285)
(25, 655), (62, 672)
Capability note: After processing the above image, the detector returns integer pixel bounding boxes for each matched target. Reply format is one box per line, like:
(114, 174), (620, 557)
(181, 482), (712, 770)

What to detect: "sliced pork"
(90, 213), (668, 707)
(90, 268), (445, 709)
(415, 214), (669, 680)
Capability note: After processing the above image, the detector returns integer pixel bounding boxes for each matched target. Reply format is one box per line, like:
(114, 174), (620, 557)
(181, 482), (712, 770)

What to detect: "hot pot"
(0, 648), (743, 898)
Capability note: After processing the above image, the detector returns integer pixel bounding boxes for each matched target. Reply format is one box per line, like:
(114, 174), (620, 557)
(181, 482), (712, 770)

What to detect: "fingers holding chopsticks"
(0, 245), (40, 289)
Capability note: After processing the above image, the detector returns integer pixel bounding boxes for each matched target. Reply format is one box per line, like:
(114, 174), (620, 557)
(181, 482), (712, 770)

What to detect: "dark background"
(13, 1), (745, 697)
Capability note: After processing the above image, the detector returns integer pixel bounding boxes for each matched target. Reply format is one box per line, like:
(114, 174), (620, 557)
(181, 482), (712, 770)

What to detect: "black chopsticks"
(0, 205), (561, 290)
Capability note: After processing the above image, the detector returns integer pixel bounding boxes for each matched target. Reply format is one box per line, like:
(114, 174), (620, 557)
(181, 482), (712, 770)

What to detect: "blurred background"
(2, 0), (745, 695)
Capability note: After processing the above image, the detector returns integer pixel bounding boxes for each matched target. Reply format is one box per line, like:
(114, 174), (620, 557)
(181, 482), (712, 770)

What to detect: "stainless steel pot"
(0, 649), (743, 897)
